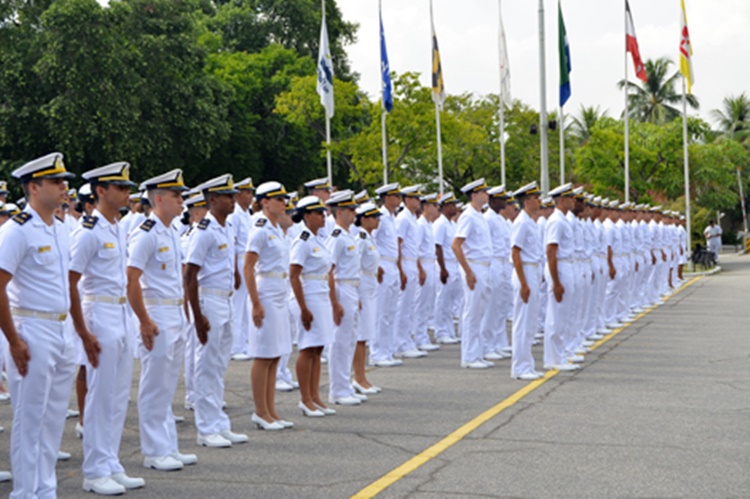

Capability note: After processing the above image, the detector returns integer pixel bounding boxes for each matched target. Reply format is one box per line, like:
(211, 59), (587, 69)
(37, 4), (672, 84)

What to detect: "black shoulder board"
(300, 231), (310, 241)
(331, 228), (341, 237)
(198, 218), (210, 230)
(359, 231), (367, 240)
(255, 218), (267, 228)
(184, 226), (195, 237)
(139, 219), (156, 232)
(12, 212), (32, 225)
(82, 215), (98, 229)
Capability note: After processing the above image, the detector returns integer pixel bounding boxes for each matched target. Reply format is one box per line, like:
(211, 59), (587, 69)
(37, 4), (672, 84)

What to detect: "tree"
(618, 57), (699, 124)
(711, 93), (750, 140)
(568, 104), (608, 145)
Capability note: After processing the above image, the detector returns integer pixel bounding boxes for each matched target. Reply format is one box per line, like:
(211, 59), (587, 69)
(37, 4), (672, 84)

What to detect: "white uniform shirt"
(594, 219), (606, 257)
(127, 214), (183, 300)
(290, 226), (332, 294)
(545, 209), (574, 260)
(125, 212), (146, 239)
(455, 205), (492, 262)
(417, 216), (436, 260)
(433, 214), (458, 270)
(185, 212), (235, 292)
(70, 209), (127, 298)
(227, 203), (252, 258)
(396, 209), (420, 260)
(318, 213), (336, 240)
(0, 207), (71, 313)
(326, 224), (360, 280)
(246, 215), (289, 274)
(357, 229), (380, 275)
(583, 218), (595, 260)
(484, 209), (511, 261)
(510, 209), (543, 264)
(373, 207), (398, 260)
(604, 218), (622, 256)
(704, 225), (722, 244)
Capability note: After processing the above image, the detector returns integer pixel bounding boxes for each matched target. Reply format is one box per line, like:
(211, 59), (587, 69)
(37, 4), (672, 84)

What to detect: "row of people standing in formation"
(0, 152), (688, 498)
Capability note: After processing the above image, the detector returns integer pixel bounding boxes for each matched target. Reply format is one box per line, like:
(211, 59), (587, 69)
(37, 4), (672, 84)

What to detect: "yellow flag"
(679, 0), (694, 93)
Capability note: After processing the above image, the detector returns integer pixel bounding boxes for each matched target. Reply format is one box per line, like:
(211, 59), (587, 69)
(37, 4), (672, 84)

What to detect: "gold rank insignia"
(218, 243), (227, 250)
(104, 242), (115, 249)
(38, 245), (51, 253)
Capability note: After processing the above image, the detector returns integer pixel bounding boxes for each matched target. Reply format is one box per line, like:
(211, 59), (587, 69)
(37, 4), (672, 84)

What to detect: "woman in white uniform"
(290, 196), (334, 417)
(244, 182), (293, 431)
(353, 202), (382, 395)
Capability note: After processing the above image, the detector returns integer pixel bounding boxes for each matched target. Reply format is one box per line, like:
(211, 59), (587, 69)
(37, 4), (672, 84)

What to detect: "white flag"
(498, 6), (512, 108)
(317, 15), (335, 118)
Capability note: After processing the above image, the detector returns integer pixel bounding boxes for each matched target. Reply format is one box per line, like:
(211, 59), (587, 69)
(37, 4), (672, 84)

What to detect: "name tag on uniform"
(312, 247), (320, 253)
(369, 246), (375, 250)
(38, 246), (51, 253)
(218, 243), (227, 250)
(269, 235), (276, 240)
(158, 246), (169, 253)
(103, 242), (115, 249)
(347, 246), (355, 251)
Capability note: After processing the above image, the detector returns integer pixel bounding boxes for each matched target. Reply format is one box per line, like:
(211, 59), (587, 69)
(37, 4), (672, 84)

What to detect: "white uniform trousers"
(138, 305), (186, 458)
(7, 317), (77, 499)
(565, 261), (583, 356)
(195, 294), (233, 436)
(538, 278), (548, 333)
(604, 256), (624, 324)
(82, 301), (134, 480)
(434, 265), (461, 341)
(357, 275), (378, 343)
(277, 295), (299, 385)
(370, 260), (399, 362)
(584, 258), (602, 337)
(231, 253), (250, 356)
(593, 256), (609, 330)
(394, 259), (419, 354)
(645, 258), (659, 305)
(543, 261), (573, 366)
(480, 258), (510, 355)
(511, 264), (541, 377)
(577, 260), (594, 346)
(184, 320), (196, 408)
(460, 263), (491, 364)
(328, 284), (359, 400)
(414, 259), (437, 347)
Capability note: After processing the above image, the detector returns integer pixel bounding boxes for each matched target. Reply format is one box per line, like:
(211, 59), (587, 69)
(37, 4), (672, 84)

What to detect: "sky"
(338, 0), (749, 126)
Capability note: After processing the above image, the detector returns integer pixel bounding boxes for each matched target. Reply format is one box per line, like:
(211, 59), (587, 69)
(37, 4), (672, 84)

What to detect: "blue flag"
(558, 0), (572, 107)
(380, 9), (393, 113)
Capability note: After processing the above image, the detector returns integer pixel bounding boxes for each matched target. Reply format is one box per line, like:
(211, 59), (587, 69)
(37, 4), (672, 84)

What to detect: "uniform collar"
(92, 208), (116, 228)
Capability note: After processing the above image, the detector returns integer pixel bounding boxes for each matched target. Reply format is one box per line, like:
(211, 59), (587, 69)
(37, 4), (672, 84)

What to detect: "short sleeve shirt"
(70, 209), (127, 298)
(185, 212), (235, 291)
(246, 215), (289, 274)
(290, 226), (332, 294)
(127, 214), (183, 299)
(325, 225), (360, 280)
(510, 210), (543, 264)
(455, 206), (492, 262)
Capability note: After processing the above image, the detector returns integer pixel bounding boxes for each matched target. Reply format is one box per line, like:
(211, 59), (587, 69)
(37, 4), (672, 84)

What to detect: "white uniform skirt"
(357, 275), (378, 342)
(297, 291), (333, 350)
(249, 277), (292, 359)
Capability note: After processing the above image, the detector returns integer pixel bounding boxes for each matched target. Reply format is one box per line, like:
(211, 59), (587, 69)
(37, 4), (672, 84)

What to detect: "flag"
(430, 1), (445, 109)
(316, 12), (334, 118)
(558, 0), (571, 107)
(380, 6), (393, 113)
(679, 0), (694, 93)
(498, 5), (511, 108)
(626, 0), (648, 83)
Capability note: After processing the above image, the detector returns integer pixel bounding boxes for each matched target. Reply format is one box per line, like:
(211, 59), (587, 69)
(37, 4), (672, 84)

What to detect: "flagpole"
(624, 0), (630, 204)
(380, 0), (388, 184)
(498, 0), (507, 187)
(559, 105), (565, 184)
(682, 76), (692, 266)
(431, 0), (444, 195)
(538, 0), (549, 195)
(321, 0), (333, 185)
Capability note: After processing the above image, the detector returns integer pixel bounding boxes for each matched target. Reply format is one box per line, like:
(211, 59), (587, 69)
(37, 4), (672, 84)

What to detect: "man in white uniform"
(414, 194), (440, 351)
(433, 193), (461, 345)
(704, 220), (722, 262)
(228, 178), (255, 361)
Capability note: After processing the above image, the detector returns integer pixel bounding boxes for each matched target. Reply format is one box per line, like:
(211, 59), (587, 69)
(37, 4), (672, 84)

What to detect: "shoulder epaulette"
(139, 219), (156, 232)
(11, 212), (32, 225)
(255, 218), (267, 228)
(331, 228), (341, 237)
(198, 218), (210, 230)
(359, 231), (367, 240)
(184, 226), (195, 238)
(300, 230), (310, 241)
(82, 215), (98, 229)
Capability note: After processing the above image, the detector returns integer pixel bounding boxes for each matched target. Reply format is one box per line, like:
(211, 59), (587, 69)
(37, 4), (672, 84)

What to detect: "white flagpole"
(682, 76), (692, 265)
(559, 105), (565, 184)
(380, 0), (388, 184)
(322, 0), (333, 185)
(498, 0), (507, 187)
(738, 168), (748, 233)
(431, 0), (444, 195)
(624, 0), (630, 204)
(538, 0), (549, 194)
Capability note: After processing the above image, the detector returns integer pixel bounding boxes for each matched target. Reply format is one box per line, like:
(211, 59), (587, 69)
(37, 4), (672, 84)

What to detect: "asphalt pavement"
(0, 256), (747, 498)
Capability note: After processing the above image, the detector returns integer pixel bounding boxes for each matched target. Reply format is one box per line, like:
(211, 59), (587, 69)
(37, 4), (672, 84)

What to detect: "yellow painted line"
(351, 276), (703, 499)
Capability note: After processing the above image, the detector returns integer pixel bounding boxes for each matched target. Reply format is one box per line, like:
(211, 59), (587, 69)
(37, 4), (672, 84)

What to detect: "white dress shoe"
(544, 363), (580, 371)
(170, 451), (197, 465)
(436, 336), (460, 345)
(481, 360), (495, 367)
(0, 392), (9, 402)
(596, 328), (612, 334)
(352, 392), (367, 402)
(568, 355), (585, 363)
(251, 413), (284, 430)
(197, 433), (232, 448)
(607, 322), (625, 329)
(110, 472), (145, 489)
(461, 361), (489, 369)
(83, 476), (126, 495)
(219, 430), (249, 444)
(75, 422), (84, 439)
(418, 343), (440, 351)
(290, 380), (300, 389)
(298, 402), (325, 417)
(372, 359), (401, 367)
(332, 395), (361, 406)
(514, 372), (541, 381)
(484, 351), (507, 361)
(57, 450), (71, 461)
(274, 419), (294, 429)
(66, 408), (79, 419)
(173, 415), (185, 423)
(0, 470), (11, 482)
(230, 353), (251, 361)
(574, 348), (590, 355)
(352, 380), (379, 395)
(588, 334), (605, 340)
(275, 380), (294, 392)
(581, 340), (594, 347)
(314, 403), (337, 415)
(143, 455), (183, 471)
(398, 349), (428, 358)
(184, 400), (194, 411)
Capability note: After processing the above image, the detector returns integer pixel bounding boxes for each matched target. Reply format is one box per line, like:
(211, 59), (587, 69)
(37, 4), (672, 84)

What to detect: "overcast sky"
(338, 0), (746, 126)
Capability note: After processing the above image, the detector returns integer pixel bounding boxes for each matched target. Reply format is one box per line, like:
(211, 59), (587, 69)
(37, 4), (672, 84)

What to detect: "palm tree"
(568, 105), (608, 145)
(711, 93), (750, 139)
(617, 57), (699, 124)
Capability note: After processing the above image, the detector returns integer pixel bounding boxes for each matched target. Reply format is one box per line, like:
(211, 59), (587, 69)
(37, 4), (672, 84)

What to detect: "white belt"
(257, 271), (288, 279)
(522, 262), (539, 267)
(579, 258), (592, 263)
(380, 256), (397, 263)
(362, 271), (377, 278)
(11, 307), (68, 322)
(467, 259), (490, 267)
(302, 274), (328, 281)
(83, 295), (127, 305)
(402, 256), (418, 262)
(557, 258), (575, 263)
(144, 297), (184, 307)
(199, 287), (233, 298)
(335, 278), (360, 287)
(420, 257), (436, 264)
